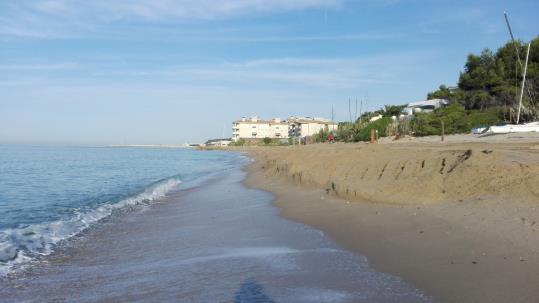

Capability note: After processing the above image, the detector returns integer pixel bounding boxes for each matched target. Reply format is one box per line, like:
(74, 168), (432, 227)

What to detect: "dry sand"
(244, 133), (539, 303)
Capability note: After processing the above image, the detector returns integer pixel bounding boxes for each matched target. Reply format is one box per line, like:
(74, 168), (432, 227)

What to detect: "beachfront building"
(287, 116), (338, 138)
(232, 115), (337, 142)
(232, 116), (289, 142)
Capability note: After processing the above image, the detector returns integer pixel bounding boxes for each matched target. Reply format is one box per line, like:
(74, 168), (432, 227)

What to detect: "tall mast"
(504, 12), (523, 68)
(516, 42), (531, 124)
(359, 98), (364, 123)
(355, 98), (358, 121)
(365, 90), (368, 118)
(504, 11), (533, 113)
(348, 98), (352, 123)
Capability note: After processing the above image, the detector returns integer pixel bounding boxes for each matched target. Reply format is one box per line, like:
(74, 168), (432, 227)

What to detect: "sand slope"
(253, 136), (539, 205)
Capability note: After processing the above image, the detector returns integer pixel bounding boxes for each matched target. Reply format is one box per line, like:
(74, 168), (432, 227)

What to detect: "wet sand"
(245, 135), (539, 303)
(0, 161), (430, 302)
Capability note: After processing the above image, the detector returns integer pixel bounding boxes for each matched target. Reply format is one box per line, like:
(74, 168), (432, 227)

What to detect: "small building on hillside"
(232, 116), (289, 142)
(403, 99), (450, 115)
(369, 114), (383, 122)
(287, 116), (338, 138)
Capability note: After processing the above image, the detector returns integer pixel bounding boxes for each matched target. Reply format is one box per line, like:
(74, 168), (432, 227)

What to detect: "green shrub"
(411, 103), (502, 136)
(263, 137), (272, 145)
(229, 138), (246, 146)
(466, 110), (501, 128)
(336, 122), (355, 142)
(313, 128), (330, 143)
(354, 117), (393, 141)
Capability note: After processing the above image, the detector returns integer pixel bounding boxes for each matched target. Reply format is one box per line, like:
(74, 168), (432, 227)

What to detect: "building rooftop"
(288, 116), (337, 124)
(406, 98), (450, 108)
(233, 116), (336, 125)
(233, 119), (289, 125)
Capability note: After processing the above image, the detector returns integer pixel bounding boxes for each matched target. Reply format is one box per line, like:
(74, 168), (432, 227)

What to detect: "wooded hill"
(429, 37), (539, 122)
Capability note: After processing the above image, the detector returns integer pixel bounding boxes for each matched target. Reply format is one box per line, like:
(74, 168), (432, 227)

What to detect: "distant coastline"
(106, 144), (198, 148)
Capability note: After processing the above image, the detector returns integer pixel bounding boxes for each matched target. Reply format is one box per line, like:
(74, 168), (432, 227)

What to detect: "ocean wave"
(0, 178), (181, 276)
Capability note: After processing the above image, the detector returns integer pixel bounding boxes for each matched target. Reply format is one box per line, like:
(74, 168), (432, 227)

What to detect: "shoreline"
(243, 135), (539, 303)
(1, 154), (430, 302)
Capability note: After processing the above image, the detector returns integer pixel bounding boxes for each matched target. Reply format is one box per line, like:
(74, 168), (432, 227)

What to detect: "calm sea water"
(0, 145), (237, 274)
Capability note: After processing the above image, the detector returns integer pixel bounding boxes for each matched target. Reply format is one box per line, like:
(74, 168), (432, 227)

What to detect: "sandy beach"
(245, 133), (539, 303)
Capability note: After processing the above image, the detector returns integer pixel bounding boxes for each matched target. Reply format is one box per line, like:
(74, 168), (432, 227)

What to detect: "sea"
(0, 145), (431, 302)
(0, 145), (233, 273)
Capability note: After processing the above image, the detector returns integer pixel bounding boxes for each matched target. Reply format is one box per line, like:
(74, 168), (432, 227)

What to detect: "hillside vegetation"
(429, 37), (538, 120)
(327, 37), (538, 142)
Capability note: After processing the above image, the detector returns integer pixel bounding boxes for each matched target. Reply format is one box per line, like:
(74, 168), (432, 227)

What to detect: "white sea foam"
(292, 288), (352, 303)
(171, 247), (340, 267)
(0, 178), (181, 276)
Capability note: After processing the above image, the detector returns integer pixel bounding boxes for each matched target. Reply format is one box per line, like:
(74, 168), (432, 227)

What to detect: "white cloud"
(0, 0), (343, 38)
(93, 0), (343, 20)
(76, 52), (434, 89)
(206, 52), (434, 86)
(218, 32), (398, 42)
(0, 63), (79, 71)
(423, 6), (501, 35)
(0, 51), (435, 91)
(98, 57), (381, 88)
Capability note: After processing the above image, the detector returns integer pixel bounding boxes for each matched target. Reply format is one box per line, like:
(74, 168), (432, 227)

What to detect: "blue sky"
(1, 0), (538, 144)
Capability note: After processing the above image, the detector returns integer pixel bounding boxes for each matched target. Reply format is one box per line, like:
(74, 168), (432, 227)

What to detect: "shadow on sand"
(234, 278), (275, 303)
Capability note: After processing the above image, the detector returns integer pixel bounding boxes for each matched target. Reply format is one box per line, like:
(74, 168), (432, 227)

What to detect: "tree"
(430, 36), (538, 120)
(263, 137), (272, 145)
(427, 85), (452, 100)
(381, 105), (406, 117)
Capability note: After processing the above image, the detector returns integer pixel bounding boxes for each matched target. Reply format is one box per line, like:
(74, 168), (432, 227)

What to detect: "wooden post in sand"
(441, 120), (445, 142)
(370, 129), (378, 143)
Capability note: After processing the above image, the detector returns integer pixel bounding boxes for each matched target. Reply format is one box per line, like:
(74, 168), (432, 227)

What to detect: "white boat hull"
(485, 122), (539, 134)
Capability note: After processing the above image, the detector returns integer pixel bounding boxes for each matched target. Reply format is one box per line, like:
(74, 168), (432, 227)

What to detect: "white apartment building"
(232, 116), (337, 141)
(232, 116), (289, 142)
(287, 116), (338, 138)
